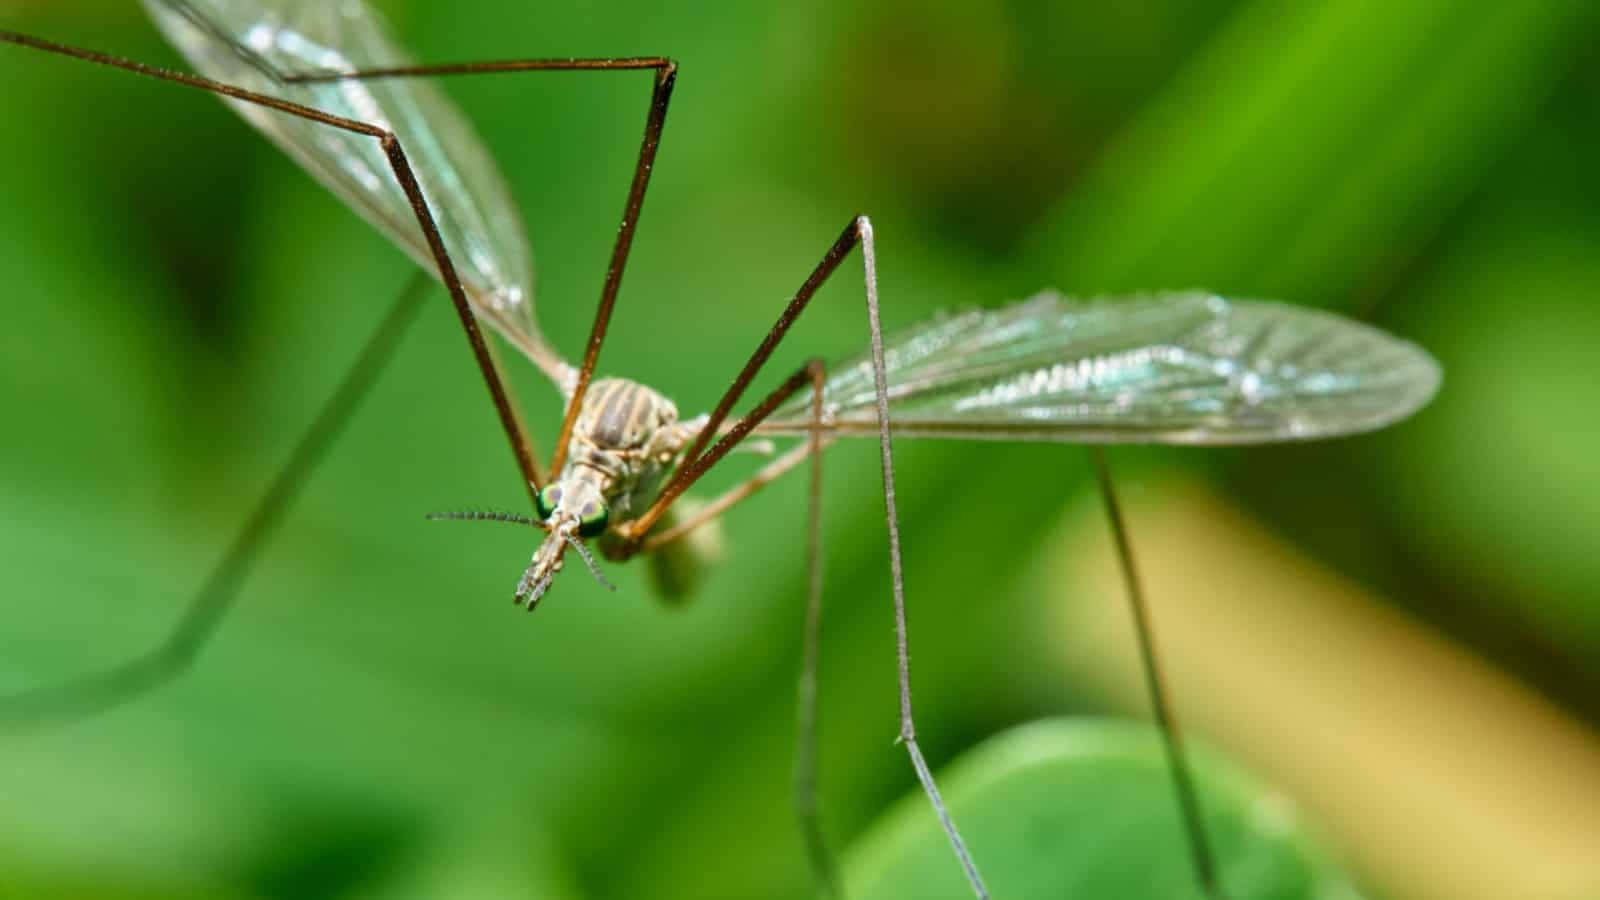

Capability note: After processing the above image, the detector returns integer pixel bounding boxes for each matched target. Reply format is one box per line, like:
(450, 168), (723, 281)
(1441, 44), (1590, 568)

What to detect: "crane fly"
(0, 1), (1441, 897)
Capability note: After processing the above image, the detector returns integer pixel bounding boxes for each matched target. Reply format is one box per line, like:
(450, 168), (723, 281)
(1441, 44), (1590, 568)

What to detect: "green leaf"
(847, 719), (1359, 900)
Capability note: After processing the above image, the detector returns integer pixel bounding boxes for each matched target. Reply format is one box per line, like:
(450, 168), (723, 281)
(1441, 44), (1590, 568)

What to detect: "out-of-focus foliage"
(0, 1), (1596, 898)
(849, 720), (1354, 899)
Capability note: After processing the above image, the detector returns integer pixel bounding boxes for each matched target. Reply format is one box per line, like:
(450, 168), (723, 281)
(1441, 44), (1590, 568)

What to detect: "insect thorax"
(574, 378), (679, 450)
(563, 377), (685, 519)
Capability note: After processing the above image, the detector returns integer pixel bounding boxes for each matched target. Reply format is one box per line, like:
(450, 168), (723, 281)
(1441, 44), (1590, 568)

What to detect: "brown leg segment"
(617, 219), (864, 541)
(615, 218), (992, 899)
(0, 29), (600, 722)
(624, 359), (844, 895)
(147, 5), (687, 495)
(1, 27), (991, 897)
(636, 437), (834, 553)
(0, 31), (547, 504)
(289, 55), (680, 492)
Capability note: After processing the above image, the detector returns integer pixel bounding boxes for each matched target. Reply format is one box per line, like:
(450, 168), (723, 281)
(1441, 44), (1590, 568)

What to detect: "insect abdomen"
(643, 497), (724, 604)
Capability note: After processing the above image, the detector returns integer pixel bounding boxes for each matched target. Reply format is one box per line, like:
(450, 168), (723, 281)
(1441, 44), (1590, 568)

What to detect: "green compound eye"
(576, 501), (610, 538)
(535, 484), (561, 520)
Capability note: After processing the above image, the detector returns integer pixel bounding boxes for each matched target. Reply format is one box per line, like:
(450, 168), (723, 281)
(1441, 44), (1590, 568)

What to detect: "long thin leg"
(794, 361), (840, 897)
(542, 61), (674, 476)
(0, 30), (544, 504)
(482, 336), (546, 490)
(653, 361), (848, 892)
(601, 368), (840, 892)
(858, 223), (988, 899)
(640, 413), (846, 897)
(1091, 448), (1225, 899)
(617, 217), (991, 899)
(160, 0), (678, 474)
(286, 57), (679, 480)
(665, 361), (842, 890)
(636, 436), (836, 553)
(621, 345), (1216, 891)
(618, 219), (864, 540)
(0, 272), (432, 732)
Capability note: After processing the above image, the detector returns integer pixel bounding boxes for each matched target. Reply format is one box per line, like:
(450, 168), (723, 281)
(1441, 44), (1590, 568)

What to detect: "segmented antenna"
(425, 509), (541, 527)
(432, 510), (616, 596)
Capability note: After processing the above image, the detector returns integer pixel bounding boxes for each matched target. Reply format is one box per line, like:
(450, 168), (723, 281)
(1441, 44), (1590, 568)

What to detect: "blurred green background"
(2, 0), (1598, 898)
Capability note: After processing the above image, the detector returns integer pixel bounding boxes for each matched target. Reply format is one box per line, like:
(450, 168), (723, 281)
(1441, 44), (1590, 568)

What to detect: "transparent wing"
(143, 0), (572, 386)
(761, 291), (1441, 445)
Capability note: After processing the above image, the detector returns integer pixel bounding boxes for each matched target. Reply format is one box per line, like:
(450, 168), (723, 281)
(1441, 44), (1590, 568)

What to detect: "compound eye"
(535, 484), (562, 520)
(576, 501), (610, 538)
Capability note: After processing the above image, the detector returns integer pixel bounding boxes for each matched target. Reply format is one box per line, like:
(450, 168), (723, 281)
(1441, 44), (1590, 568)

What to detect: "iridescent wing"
(142, 0), (572, 386)
(761, 291), (1441, 445)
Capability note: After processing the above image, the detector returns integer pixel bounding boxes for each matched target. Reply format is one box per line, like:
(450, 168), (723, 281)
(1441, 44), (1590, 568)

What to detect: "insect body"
(0, 3), (1443, 898)
(519, 376), (705, 605)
